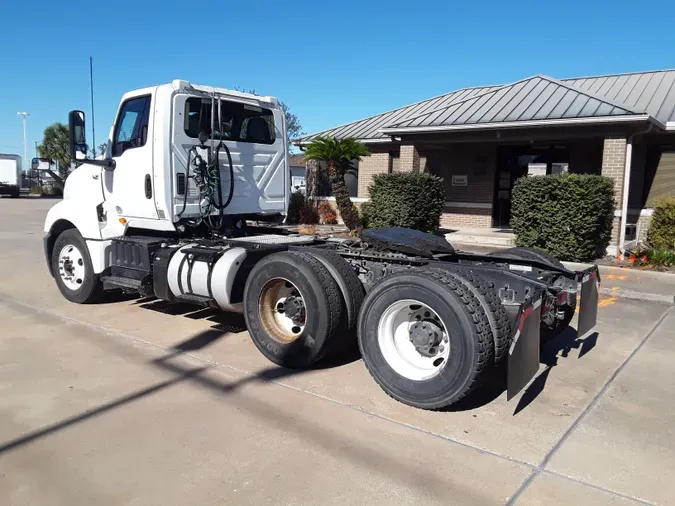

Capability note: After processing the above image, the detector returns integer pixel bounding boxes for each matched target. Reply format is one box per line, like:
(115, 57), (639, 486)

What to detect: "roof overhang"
(294, 137), (392, 147)
(380, 114), (665, 136)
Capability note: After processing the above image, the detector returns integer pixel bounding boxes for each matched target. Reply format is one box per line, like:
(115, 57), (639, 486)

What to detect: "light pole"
(33, 140), (40, 188)
(17, 112), (30, 183)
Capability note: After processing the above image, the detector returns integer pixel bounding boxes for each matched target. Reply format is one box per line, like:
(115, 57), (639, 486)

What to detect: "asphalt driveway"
(0, 197), (673, 505)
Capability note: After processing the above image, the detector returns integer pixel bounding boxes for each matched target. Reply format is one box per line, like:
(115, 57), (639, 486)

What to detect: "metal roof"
(383, 75), (646, 133)
(299, 85), (502, 142)
(562, 71), (675, 125)
(298, 70), (675, 143)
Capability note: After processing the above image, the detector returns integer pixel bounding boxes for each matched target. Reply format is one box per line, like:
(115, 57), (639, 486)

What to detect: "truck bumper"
(43, 233), (53, 277)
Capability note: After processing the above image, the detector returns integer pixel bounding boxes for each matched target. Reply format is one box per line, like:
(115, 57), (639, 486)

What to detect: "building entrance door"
(493, 144), (569, 228)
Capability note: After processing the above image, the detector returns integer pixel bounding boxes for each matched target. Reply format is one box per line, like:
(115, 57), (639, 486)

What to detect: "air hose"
(177, 94), (236, 231)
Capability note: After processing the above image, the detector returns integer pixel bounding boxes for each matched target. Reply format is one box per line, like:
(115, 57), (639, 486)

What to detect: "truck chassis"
(44, 225), (599, 410)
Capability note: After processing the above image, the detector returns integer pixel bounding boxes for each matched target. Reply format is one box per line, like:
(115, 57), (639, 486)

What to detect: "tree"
(89, 143), (107, 158)
(280, 101), (305, 150)
(234, 87), (304, 151)
(304, 136), (370, 231)
(37, 123), (71, 183)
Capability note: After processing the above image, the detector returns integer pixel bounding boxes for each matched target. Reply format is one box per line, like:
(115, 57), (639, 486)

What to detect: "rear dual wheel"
(358, 269), (495, 410)
(243, 249), (363, 369)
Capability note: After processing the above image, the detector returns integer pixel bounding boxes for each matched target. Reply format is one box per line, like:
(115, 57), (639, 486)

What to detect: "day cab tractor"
(42, 80), (600, 410)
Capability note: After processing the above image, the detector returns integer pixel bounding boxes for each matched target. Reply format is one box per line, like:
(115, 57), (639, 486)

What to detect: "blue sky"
(1, 0), (674, 157)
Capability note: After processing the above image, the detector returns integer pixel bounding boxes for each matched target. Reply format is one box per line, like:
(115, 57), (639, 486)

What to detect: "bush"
(317, 201), (338, 225)
(299, 204), (319, 224)
(510, 174), (615, 262)
(286, 192), (305, 224)
(360, 201), (372, 229)
(29, 186), (43, 195)
(647, 197), (675, 250)
(365, 172), (445, 232)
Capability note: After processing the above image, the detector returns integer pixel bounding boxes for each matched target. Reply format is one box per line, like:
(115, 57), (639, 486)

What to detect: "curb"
(599, 287), (674, 304)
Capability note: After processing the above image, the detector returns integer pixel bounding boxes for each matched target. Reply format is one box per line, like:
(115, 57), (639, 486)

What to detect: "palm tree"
(304, 136), (370, 231)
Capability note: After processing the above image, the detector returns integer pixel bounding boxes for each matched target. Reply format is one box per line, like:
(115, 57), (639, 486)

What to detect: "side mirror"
(32, 157), (53, 171)
(68, 110), (88, 160)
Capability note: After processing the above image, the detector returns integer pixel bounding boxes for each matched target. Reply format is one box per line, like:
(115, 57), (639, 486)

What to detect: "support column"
(357, 152), (390, 198)
(400, 144), (420, 172)
(601, 135), (627, 255)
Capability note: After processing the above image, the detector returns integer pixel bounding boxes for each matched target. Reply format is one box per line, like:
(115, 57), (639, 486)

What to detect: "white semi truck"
(43, 80), (600, 410)
(0, 154), (22, 198)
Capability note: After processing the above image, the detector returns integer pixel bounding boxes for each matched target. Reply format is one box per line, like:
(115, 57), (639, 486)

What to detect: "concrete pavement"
(1, 197), (674, 505)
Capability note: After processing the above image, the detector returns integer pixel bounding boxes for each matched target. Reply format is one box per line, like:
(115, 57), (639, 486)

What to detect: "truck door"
(103, 94), (159, 219)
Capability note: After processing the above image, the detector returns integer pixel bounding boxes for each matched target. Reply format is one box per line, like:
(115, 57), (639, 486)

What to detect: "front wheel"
(51, 229), (103, 303)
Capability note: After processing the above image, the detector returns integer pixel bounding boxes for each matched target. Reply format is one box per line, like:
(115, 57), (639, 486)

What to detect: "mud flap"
(577, 267), (600, 338)
(507, 296), (543, 401)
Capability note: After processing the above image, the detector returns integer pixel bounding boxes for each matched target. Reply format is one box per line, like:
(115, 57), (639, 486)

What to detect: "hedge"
(364, 172), (445, 232)
(286, 191), (305, 224)
(511, 174), (615, 262)
(647, 197), (675, 250)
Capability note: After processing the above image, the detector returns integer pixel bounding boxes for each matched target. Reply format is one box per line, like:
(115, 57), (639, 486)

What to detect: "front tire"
(51, 229), (103, 303)
(358, 268), (494, 410)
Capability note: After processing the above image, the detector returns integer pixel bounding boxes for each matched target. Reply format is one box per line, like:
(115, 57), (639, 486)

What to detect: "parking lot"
(0, 197), (673, 505)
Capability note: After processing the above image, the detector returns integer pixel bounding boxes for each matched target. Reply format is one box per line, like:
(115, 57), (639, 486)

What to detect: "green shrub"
(646, 248), (675, 267)
(647, 197), (675, 250)
(29, 186), (43, 195)
(360, 201), (372, 229)
(365, 172), (445, 232)
(286, 192), (305, 224)
(511, 174), (615, 262)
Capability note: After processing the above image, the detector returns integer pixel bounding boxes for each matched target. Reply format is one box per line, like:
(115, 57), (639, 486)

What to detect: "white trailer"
(42, 80), (599, 410)
(0, 154), (21, 198)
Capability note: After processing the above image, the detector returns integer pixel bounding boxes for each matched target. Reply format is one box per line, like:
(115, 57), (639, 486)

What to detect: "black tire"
(489, 246), (565, 269)
(358, 268), (494, 410)
(51, 229), (103, 304)
(243, 250), (344, 368)
(301, 247), (365, 352)
(10, 189), (20, 198)
(441, 266), (511, 365)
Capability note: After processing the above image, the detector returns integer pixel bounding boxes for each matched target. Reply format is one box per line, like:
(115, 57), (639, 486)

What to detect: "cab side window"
(113, 95), (151, 157)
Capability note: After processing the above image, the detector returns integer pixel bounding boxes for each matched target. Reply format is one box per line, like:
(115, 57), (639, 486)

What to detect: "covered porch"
(355, 122), (672, 254)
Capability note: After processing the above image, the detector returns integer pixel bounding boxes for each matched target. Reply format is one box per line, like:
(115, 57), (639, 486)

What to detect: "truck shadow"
(445, 326), (600, 414)
(136, 299), (361, 369)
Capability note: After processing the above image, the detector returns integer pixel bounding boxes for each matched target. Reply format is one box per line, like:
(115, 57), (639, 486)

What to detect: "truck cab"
(44, 80), (289, 276)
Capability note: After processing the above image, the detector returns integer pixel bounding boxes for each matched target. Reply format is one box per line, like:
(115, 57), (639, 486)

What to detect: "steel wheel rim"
(377, 299), (450, 381)
(57, 244), (86, 291)
(258, 278), (307, 344)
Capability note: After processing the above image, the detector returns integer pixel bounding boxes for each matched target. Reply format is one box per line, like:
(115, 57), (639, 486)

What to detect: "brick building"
(297, 71), (675, 255)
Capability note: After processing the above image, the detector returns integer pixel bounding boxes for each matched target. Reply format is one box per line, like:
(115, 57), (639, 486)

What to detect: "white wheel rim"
(377, 299), (451, 381)
(258, 278), (307, 343)
(57, 244), (86, 291)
